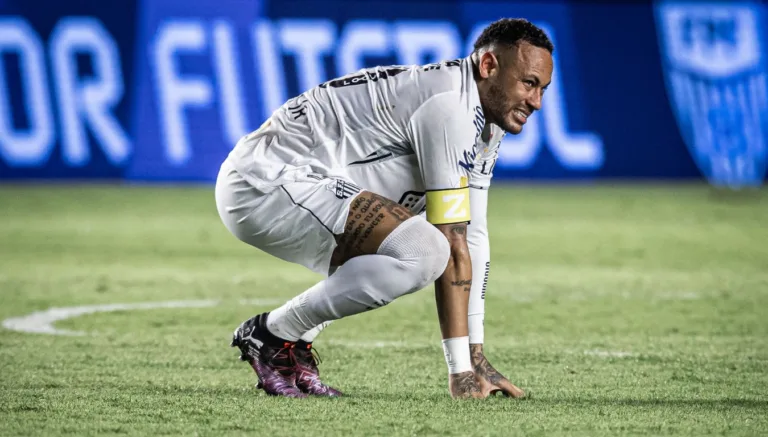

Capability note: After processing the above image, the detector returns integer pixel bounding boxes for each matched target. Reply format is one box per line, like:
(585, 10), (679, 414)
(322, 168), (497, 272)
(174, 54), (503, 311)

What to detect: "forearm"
(434, 247), (473, 339)
(433, 223), (474, 376)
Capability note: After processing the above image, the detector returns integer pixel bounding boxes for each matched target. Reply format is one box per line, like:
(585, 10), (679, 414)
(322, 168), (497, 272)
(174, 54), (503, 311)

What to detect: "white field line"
(1, 303), (639, 359)
(2, 290), (692, 362)
(582, 349), (635, 358)
(2, 299), (282, 336)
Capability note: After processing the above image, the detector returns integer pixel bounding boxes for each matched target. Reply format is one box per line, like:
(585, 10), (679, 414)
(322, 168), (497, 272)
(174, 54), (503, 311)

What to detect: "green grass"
(1, 184), (767, 436)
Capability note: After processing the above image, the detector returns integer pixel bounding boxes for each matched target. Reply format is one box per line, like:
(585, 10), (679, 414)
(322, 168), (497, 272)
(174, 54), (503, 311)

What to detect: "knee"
(416, 224), (451, 288)
(377, 216), (450, 292)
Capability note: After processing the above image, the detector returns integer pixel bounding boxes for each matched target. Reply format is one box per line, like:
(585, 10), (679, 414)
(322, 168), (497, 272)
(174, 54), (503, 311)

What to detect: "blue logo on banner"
(655, 2), (768, 187)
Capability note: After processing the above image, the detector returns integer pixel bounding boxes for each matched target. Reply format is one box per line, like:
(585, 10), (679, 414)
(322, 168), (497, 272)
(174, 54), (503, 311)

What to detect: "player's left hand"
(470, 344), (526, 398)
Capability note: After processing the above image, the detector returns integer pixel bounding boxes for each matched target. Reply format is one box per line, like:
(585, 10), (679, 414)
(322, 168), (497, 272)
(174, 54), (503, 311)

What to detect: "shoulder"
(410, 58), (465, 94)
(395, 58), (476, 117)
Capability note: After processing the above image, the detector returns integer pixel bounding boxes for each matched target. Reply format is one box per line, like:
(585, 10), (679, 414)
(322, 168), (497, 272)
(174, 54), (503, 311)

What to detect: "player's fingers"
(479, 382), (500, 397)
(490, 387), (503, 396)
(497, 380), (525, 398)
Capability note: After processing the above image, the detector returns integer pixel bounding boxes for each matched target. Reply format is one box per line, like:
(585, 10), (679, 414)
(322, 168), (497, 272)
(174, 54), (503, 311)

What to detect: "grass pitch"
(0, 184), (767, 436)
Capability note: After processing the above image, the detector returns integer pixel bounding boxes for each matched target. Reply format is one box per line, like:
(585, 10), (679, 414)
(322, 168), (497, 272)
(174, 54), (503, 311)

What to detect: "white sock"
(298, 267), (337, 343)
(266, 216), (449, 342)
(300, 321), (333, 343)
(266, 254), (421, 341)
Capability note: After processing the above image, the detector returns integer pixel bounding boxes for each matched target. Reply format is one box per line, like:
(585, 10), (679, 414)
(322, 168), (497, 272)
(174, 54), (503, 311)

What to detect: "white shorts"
(215, 159), (364, 275)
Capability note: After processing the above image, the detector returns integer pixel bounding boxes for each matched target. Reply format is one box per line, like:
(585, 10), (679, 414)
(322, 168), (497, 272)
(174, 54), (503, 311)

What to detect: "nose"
(527, 89), (543, 111)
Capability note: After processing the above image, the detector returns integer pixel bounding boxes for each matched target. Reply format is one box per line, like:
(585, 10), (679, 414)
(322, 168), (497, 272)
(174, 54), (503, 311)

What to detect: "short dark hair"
(473, 18), (554, 54)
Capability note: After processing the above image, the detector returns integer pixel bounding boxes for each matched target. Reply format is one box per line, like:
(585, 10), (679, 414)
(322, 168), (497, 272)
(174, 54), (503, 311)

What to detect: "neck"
(469, 53), (497, 128)
(481, 123), (493, 143)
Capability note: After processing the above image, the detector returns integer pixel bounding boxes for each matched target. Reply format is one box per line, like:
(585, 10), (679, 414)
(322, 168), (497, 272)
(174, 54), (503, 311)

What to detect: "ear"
(478, 51), (499, 79)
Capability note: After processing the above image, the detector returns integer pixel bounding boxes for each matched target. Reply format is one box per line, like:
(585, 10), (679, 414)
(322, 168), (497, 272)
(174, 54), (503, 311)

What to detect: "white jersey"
(226, 56), (504, 221)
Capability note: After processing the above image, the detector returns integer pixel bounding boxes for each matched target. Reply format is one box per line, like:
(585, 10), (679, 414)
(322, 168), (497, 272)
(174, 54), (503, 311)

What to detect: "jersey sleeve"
(407, 91), (476, 225)
(467, 184), (490, 343)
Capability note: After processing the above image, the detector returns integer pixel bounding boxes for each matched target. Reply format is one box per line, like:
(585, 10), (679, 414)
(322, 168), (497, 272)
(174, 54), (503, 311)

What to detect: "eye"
(523, 80), (535, 87)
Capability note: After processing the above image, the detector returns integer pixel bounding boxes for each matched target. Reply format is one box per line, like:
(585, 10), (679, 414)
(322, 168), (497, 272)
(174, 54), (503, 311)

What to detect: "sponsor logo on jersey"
(655, 2), (768, 187)
(459, 107), (489, 172)
(319, 67), (409, 89)
(472, 106), (485, 139)
(458, 148), (477, 172)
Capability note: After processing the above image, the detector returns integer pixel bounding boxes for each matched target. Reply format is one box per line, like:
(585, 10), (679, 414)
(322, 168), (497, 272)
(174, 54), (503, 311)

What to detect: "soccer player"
(216, 18), (554, 399)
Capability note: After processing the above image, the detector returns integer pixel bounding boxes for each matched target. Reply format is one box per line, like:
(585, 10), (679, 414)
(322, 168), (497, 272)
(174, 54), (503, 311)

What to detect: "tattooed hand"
(471, 344), (525, 398)
(448, 371), (485, 399)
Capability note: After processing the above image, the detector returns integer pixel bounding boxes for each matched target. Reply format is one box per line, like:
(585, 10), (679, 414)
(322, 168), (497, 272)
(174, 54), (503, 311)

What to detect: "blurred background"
(0, 0), (765, 186)
(1, 2), (767, 434)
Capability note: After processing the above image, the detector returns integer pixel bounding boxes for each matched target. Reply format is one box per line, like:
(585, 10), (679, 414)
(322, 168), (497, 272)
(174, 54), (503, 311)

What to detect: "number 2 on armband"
(442, 193), (467, 220)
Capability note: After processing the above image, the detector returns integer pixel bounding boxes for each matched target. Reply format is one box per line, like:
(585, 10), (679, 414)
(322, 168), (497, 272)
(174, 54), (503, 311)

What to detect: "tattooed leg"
(330, 191), (414, 266)
(266, 190), (450, 341)
(292, 193), (415, 344)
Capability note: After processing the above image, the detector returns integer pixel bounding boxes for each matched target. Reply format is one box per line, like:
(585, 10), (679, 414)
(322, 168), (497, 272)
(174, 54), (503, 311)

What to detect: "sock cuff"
(377, 216), (441, 259)
(262, 312), (298, 345)
(376, 216), (422, 255)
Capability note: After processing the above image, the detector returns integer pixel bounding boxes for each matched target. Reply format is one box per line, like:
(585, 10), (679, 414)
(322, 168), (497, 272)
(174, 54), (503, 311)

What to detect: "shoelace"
(295, 347), (323, 369)
(267, 346), (298, 374)
(255, 346), (307, 395)
(307, 347), (322, 367)
(295, 348), (324, 384)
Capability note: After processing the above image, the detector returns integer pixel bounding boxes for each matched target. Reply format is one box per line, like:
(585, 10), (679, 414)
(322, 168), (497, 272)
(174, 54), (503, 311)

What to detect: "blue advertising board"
(0, 0), (766, 185)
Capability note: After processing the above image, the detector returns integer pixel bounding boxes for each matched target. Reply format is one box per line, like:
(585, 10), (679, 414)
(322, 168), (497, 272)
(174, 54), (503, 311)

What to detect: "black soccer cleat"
(230, 312), (307, 398)
(293, 340), (343, 397)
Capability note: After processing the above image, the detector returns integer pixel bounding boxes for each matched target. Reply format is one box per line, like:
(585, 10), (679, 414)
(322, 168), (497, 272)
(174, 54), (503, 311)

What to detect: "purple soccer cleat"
(293, 341), (343, 397)
(230, 313), (307, 398)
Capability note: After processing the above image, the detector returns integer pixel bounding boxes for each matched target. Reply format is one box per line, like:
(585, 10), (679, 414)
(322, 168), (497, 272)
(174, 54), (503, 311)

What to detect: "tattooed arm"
(434, 222), (483, 399)
(434, 223), (473, 339)
(471, 344), (525, 398)
(404, 89), (488, 398)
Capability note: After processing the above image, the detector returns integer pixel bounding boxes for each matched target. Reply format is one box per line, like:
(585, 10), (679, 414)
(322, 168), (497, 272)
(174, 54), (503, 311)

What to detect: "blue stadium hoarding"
(0, 0), (765, 185)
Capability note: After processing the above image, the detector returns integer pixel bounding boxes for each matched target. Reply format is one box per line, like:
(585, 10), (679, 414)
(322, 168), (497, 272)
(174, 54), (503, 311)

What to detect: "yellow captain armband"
(425, 186), (471, 225)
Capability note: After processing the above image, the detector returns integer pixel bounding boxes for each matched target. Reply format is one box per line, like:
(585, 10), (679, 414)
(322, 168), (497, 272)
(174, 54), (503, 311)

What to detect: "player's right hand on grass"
(448, 371), (486, 399)
(471, 344), (525, 398)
